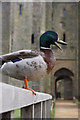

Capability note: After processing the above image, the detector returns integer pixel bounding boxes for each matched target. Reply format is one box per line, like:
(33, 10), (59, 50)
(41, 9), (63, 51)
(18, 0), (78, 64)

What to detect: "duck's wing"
(0, 50), (41, 62)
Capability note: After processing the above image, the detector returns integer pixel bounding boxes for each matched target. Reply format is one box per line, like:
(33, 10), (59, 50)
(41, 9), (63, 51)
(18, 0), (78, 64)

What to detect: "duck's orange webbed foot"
(24, 78), (36, 95)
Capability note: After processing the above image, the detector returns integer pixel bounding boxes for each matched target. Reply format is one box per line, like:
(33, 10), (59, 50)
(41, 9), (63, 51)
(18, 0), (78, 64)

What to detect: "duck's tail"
(0, 57), (6, 68)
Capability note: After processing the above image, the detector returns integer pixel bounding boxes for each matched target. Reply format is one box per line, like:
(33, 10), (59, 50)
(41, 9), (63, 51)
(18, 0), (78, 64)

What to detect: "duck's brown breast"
(40, 48), (56, 74)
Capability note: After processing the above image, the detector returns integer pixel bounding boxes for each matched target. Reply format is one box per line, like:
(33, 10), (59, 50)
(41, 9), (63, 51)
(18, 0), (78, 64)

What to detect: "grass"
(51, 103), (55, 118)
(75, 101), (80, 105)
(14, 109), (21, 119)
(73, 99), (80, 105)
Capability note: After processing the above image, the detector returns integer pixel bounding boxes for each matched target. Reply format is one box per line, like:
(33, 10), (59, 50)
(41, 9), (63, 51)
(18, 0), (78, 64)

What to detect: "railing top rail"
(0, 82), (52, 114)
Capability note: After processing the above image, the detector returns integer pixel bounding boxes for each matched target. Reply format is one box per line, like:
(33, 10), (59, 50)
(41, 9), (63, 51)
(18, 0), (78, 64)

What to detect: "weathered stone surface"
(0, 82), (52, 114)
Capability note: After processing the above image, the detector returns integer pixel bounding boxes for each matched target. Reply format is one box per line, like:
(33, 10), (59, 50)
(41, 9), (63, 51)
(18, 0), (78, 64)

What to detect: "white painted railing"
(0, 82), (52, 118)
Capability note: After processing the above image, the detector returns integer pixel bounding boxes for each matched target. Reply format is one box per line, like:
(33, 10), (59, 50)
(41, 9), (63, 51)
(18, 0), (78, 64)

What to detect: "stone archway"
(54, 68), (74, 100)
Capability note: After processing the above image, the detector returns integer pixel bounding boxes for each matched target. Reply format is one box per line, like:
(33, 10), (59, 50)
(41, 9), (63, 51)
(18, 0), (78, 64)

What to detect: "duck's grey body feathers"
(0, 49), (47, 81)
(1, 50), (40, 61)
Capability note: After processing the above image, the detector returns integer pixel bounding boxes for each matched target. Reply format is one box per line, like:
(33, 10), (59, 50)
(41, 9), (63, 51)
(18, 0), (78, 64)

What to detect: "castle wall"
(51, 2), (78, 98)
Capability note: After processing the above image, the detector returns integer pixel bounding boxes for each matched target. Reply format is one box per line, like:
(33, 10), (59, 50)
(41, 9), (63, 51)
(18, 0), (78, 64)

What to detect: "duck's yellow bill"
(57, 39), (67, 45)
(54, 39), (67, 50)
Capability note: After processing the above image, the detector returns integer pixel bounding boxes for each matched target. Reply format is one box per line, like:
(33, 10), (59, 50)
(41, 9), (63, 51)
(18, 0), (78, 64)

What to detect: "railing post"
(2, 111), (11, 118)
(34, 102), (41, 118)
(46, 100), (52, 118)
(11, 110), (14, 118)
(42, 101), (47, 118)
(21, 105), (33, 118)
(0, 111), (14, 119)
(0, 114), (2, 120)
(41, 102), (43, 118)
(42, 100), (52, 118)
(32, 104), (34, 118)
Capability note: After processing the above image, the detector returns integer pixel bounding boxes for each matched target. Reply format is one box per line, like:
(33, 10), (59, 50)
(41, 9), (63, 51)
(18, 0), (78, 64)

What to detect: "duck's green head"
(40, 31), (67, 50)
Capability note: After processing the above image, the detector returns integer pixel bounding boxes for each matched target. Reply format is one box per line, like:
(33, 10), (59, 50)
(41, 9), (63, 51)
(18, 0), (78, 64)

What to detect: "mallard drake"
(0, 31), (67, 95)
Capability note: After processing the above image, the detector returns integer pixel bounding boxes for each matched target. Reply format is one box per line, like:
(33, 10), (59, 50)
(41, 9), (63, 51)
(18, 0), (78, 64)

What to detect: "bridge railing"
(0, 82), (52, 119)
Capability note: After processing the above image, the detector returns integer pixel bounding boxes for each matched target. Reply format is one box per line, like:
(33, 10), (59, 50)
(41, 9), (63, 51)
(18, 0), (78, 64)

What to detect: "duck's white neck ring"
(40, 47), (51, 50)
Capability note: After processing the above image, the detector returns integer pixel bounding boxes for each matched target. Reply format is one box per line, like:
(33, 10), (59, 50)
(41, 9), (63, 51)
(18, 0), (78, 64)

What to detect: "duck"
(0, 31), (67, 95)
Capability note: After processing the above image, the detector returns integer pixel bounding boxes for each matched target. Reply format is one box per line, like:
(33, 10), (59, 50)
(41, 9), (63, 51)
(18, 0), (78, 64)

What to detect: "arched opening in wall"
(54, 68), (74, 100)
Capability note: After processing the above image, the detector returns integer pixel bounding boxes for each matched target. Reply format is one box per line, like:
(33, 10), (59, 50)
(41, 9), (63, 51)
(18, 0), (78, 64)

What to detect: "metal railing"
(0, 82), (52, 118)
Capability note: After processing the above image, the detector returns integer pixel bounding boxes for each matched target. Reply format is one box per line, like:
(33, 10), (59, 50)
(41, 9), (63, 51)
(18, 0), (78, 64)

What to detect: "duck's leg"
(24, 78), (36, 95)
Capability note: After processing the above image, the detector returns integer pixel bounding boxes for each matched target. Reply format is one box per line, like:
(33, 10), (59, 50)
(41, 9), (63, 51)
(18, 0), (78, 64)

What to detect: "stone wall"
(78, 2), (80, 101)
(1, 2), (10, 84)
(51, 2), (78, 99)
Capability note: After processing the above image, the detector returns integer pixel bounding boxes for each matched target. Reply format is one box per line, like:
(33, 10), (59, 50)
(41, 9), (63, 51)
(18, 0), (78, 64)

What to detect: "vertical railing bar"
(0, 114), (2, 120)
(45, 101), (46, 118)
(41, 101), (43, 118)
(11, 110), (14, 118)
(32, 104), (34, 119)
